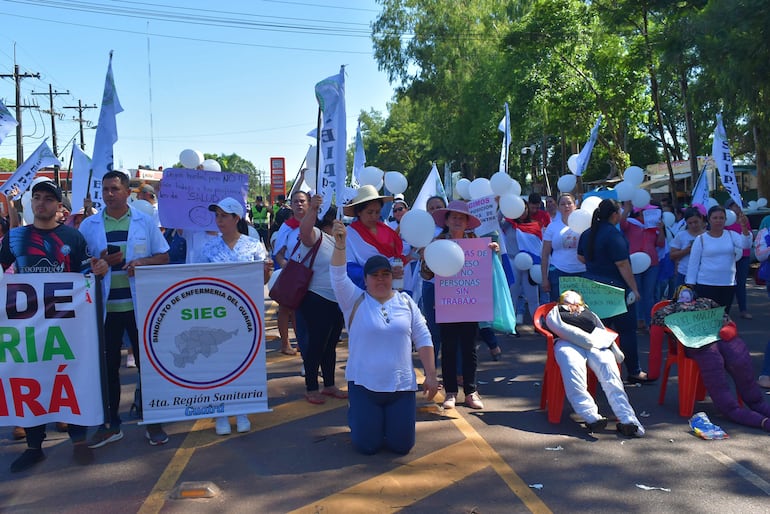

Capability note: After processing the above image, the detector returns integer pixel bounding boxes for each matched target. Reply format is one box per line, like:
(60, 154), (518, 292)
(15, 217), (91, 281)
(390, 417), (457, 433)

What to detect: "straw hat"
(431, 200), (481, 229)
(342, 185), (393, 217)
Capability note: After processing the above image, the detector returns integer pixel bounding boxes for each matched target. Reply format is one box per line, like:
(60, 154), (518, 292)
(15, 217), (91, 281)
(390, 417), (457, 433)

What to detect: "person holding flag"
(1, 180), (109, 472)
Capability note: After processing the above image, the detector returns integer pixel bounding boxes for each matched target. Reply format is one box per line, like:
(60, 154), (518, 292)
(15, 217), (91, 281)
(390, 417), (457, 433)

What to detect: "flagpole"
(315, 106), (321, 193)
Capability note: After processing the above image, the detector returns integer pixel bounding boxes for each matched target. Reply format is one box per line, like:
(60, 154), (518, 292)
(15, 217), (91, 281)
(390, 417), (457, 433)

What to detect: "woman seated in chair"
(546, 291), (645, 437)
(651, 285), (770, 432)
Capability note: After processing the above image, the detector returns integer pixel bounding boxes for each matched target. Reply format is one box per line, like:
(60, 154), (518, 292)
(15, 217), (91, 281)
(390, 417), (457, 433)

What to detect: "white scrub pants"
(554, 340), (645, 434)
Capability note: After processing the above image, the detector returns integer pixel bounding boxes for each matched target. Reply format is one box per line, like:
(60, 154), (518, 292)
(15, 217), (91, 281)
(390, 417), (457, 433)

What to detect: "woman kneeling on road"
(330, 220), (439, 455)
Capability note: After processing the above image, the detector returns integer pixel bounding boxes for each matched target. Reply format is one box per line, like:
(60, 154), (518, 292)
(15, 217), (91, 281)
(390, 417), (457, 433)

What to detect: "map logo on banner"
(0, 273), (104, 427)
(135, 262), (268, 424)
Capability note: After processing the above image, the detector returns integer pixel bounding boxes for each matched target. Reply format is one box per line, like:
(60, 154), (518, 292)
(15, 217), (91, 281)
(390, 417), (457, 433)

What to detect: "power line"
(1, 64), (40, 165)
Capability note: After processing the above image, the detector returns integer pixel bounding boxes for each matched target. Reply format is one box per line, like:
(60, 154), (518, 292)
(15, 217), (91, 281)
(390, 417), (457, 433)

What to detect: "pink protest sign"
(435, 237), (493, 323)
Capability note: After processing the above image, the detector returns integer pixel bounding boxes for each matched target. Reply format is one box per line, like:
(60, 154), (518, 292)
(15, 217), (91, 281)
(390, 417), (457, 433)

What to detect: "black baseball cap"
(364, 255), (392, 275)
(32, 180), (63, 201)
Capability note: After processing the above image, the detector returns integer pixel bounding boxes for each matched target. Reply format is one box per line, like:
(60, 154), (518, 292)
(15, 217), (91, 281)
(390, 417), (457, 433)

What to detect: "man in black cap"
(0, 180), (109, 472)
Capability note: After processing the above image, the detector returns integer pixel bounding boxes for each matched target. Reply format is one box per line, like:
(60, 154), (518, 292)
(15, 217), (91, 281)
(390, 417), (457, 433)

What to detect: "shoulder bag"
(268, 236), (322, 310)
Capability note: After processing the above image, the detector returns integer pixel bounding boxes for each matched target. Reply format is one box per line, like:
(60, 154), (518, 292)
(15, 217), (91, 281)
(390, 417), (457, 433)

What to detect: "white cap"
(208, 197), (244, 218)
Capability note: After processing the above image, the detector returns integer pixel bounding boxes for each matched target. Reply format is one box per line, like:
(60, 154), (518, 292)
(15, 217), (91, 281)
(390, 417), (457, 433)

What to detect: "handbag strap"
(292, 235), (323, 267)
(347, 293), (365, 331)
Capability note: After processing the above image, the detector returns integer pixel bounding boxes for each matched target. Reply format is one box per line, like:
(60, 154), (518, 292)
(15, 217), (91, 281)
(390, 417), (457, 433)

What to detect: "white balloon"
(399, 210), (436, 248)
(748, 200), (758, 210)
(469, 178), (493, 199)
(529, 265), (543, 284)
(624, 166), (645, 186)
(725, 209), (737, 226)
(201, 159), (221, 172)
(706, 197), (719, 208)
(425, 239), (465, 277)
(567, 154), (579, 174)
(614, 180), (636, 202)
(499, 194), (526, 219)
(513, 252), (533, 271)
(267, 268), (281, 290)
(305, 145), (318, 172)
(456, 178), (471, 200)
(557, 174), (577, 193)
(384, 171), (408, 195)
(490, 171), (513, 196)
(567, 209), (592, 234)
(179, 149), (204, 169)
(631, 188), (651, 209)
(662, 211), (676, 227)
(21, 191), (34, 225)
(757, 197), (768, 208)
(630, 252), (652, 274)
(359, 166), (384, 187)
(580, 195), (602, 214)
(510, 179), (522, 196)
(131, 199), (155, 217)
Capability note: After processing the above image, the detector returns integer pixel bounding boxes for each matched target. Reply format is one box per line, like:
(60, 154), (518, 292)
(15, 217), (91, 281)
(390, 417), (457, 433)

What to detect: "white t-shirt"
(295, 228), (336, 302)
(685, 231), (751, 286)
(542, 216), (586, 273)
(670, 230), (699, 275)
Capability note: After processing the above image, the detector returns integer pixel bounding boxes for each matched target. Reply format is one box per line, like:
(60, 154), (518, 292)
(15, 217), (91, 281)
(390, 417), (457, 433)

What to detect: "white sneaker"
(443, 393), (457, 409)
(236, 415), (251, 433)
(215, 416), (231, 435)
(126, 354), (136, 368)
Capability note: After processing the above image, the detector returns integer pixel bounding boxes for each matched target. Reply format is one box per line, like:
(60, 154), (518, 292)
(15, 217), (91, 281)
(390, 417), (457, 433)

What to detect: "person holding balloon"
(541, 192), (586, 302)
(577, 199), (649, 383)
(501, 201), (543, 326)
(619, 201), (666, 333)
(421, 200), (499, 410)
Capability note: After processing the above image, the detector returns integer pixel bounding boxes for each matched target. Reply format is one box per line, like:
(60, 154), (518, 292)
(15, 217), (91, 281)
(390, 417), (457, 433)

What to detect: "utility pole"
(0, 64), (41, 166)
(32, 85), (69, 186)
(63, 99), (97, 151)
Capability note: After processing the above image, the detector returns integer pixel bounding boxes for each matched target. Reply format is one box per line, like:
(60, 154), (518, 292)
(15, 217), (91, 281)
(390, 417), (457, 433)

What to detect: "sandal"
(321, 387), (348, 399)
(489, 347), (502, 361)
(626, 371), (654, 384)
(305, 392), (326, 404)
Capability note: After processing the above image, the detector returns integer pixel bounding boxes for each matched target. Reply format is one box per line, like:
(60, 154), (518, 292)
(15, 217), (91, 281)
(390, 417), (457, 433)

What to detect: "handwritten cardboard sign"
(559, 276), (626, 319)
(435, 237), (493, 323)
(158, 168), (249, 231)
(468, 195), (499, 236)
(664, 307), (723, 348)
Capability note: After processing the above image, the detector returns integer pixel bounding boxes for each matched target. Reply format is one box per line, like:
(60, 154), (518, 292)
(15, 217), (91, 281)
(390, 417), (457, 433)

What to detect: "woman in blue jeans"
(330, 221), (438, 455)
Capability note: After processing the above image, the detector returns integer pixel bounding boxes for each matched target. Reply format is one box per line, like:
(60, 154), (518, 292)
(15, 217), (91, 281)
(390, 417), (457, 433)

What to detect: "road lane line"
(287, 439), (488, 513)
(708, 450), (770, 495)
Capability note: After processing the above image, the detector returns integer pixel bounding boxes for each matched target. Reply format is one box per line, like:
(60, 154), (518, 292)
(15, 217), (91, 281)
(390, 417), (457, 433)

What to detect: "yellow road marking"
(287, 440), (488, 514)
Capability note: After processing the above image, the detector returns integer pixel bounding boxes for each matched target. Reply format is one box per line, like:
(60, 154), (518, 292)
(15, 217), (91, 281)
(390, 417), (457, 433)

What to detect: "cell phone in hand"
(107, 244), (120, 255)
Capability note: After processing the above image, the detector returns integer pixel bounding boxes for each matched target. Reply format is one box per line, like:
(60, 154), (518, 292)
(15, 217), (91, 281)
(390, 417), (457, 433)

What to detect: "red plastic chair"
(651, 300), (707, 418)
(534, 302), (602, 424)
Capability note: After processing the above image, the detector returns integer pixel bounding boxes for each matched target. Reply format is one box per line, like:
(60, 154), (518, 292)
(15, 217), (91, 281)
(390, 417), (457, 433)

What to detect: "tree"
(0, 157), (16, 172)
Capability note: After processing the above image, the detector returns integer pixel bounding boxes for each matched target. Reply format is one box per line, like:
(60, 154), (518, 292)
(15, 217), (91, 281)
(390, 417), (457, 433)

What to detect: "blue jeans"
(634, 264), (658, 327)
(347, 382), (416, 455)
(603, 307), (641, 376)
(734, 256), (750, 312)
(547, 268), (583, 302)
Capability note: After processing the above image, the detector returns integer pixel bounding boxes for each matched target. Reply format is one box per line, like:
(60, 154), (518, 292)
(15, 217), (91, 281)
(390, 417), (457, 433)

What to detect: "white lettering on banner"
(711, 115), (743, 208)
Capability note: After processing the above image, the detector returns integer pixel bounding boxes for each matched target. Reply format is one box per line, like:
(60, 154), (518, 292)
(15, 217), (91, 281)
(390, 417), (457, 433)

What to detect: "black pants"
(439, 322), (478, 395)
(24, 423), (87, 449)
(297, 291), (344, 392)
(104, 310), (139, 427)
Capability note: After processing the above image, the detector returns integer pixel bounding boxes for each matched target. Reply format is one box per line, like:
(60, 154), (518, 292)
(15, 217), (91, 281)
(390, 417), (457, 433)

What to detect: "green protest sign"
(663, 307), (723, 349)
(559, 276), (626, 319)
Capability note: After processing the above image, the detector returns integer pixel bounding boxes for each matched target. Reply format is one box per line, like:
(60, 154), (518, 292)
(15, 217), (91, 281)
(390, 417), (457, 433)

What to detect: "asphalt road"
(2, 283), (770, 513)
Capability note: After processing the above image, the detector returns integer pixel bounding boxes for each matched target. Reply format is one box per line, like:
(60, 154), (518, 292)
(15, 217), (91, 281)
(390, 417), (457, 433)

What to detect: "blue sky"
(0, 0), (397, 180)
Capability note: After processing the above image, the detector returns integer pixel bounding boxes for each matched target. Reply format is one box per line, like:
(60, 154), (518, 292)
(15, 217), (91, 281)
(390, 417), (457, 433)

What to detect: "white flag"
(314, 66), (347, 218)
(89, 52), (124, 211)
(498, 102), (511, 173)
(352, 120), (366, 187)
(70, 144), (93, 213)
(0, 99), (18, 146)
(0, 140), (61, 199)
(711, 114), (742, 207)
(690, 162), (710, 208)
(413, 163), (447, 211)
(575, 115), (602, 177)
